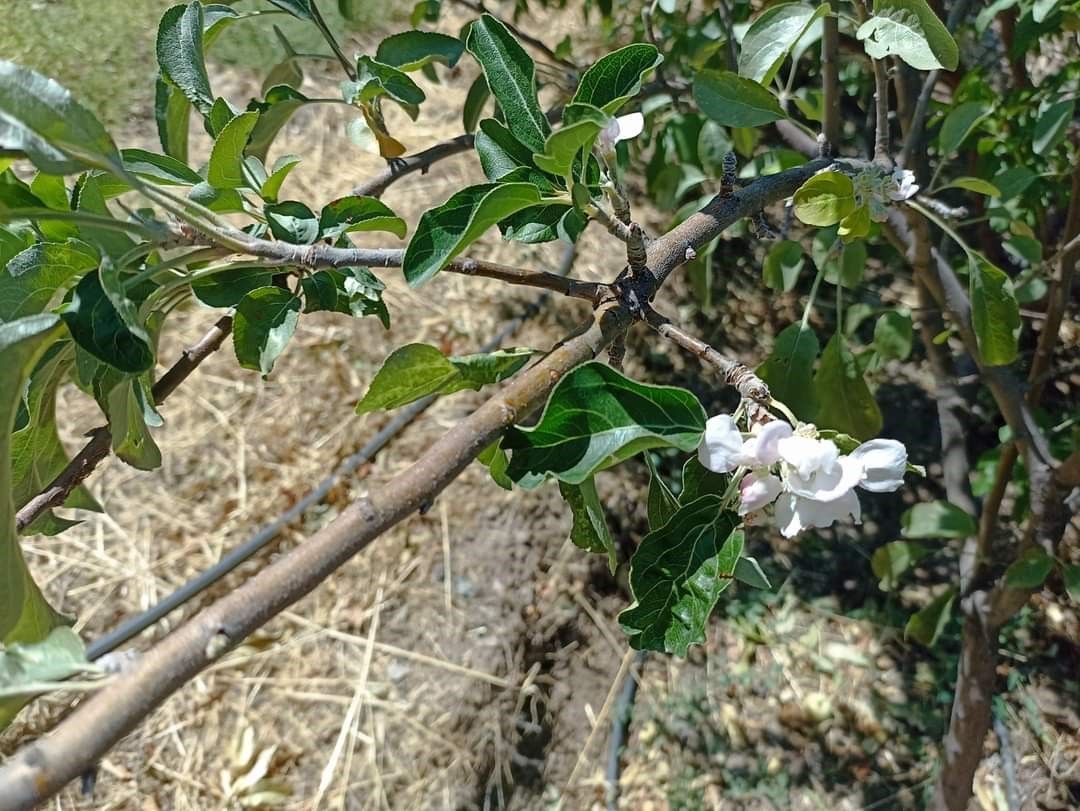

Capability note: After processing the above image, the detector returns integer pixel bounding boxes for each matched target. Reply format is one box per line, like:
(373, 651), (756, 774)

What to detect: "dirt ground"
(3, 4), (1079, 811)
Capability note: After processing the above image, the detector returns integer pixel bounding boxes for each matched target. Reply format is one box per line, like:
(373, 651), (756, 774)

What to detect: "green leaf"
(1033, 99), (1075, 156)
(0, 240), (98, 322)
(813, 332), (882, 441)
(466, 14), (549, 152)
(856, 0), (959, 71)
(300, 267), (390, 327)
(733, 556), (772, 590)
(619, 498), (741, 655)
(871, 540), (929, 590)
(355, 343), (532, 413)
(260, 154), (301, 202)
(645, 454), (679, 531)
(477, 440), (512, 490)
(738, 3), (829, 85)
(1003, 548), (1055, 590)
(969, 254), (1020, 366)
(61, 270), (153, 373)
(1063, 564), (1080, 603)
(873, 310), (913, 361)
(474, 118), (537, 180)
(792, 171), (856, 226)
(12, 346), (100, 534)
(991, 166), (1037, 201)
(121, 148), (202, 186)
(265, 200), (319, 244)
(462, 74), (490, 133)
(693, 70), (787, 128)
(0, 627), (96, 729)
(106, 377), (162, 471)
(192, 267), (276, 308)
(375, 31), (465, 71)
(757, 323), (819, 421)
(0, 315), (69, 679)
(938, 101), (987, 156)
(680, 456), (728, 504)
(155, 77), (192, 164)
(939, 177), (1000, 196)
(267, 0), (312, 19)
(763, 239), (804, 292)
(502, 362), (706, 488)
(232, 286), (301, 375)
(838, 205), (871, 243)
(319, 196), (406, 240)
(350, 56), (426, 107)
(571, 43), (663, 115)
(905, 587), (956, 646)
(559, 478), (617, 573)
(403, 182), (541, 286)
(0, 61), (122, 175)
(74, 174), (135, 260)
(901, 500), (976, 539)
(156, 2), (214, 114)
(533, 104), (608, 177)
(247, 86), (317, 163)
(206, 111), (259, 189)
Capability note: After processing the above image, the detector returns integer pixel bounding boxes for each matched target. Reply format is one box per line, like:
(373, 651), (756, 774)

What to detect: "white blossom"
(888, 168), (919, 201)
(597, 112), (644, 155)
(697, 411), (910, 538)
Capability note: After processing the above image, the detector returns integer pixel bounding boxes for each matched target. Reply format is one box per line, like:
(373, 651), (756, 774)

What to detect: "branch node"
(684, 243), (697, 261)
(721, 151), (738, 197)
(626, 223), (648, 273)
(817, 133), (833, 158)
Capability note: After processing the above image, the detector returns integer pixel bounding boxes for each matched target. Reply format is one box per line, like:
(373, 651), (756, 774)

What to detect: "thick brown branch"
(14, 315), (234, 534)
(350, 134), (475, 198)
(644, 307), (769, 402)
(0, 163), (820, 808)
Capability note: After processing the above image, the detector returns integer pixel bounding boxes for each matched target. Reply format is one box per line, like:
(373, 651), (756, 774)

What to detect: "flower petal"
(742, 420), (793, 466)
(699, 414), (747, 473)
(850, 438), (908, 492)
(615, 112), (644, 141)
(739, 472), (783, 515)
(775, 491), (861, 538)
(778, 436), (839, 479)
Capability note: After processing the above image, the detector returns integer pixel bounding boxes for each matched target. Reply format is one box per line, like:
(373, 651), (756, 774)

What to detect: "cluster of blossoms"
(698, 415), (908, 538)
(853, 166), (919, 221)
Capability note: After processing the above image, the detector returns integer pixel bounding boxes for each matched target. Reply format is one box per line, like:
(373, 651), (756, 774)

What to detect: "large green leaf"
(793, 171), (856, 226)
(0, 315), (69, 691)
(1003, 548), (1054, 590)
(475, 118), (536, 180)
(693, 70), (787, 128)
(247, 86), (319, 163)
(121, 148), (203, 186)
(757, 323), (819, 421)
(905, 587), (956, 646)
(11, 346), (100, 535)
(738, 3), (830, 85)
(0, 240), (98, 323)
(813, 332), (882, 441)
(856, 0), (959, 71)
(0, 61), (122, 175)
(265, 200), (319, 244)
(60, 270), (154, 373)
(462, 74), (490, 133)
(559, 478), (617, 573)
(901, 500), (976, 539)
(619, 498), (742, 655)
(502, 362), (706, 488)
(319, 196), (406, 240)
(1033, 99), (1075, 156)
(105, 377), (162, 471)
(155, 77), (192, 164)
(763, 239), (805, 292)
(0, 626), (95, 730)
(375, 31), (465, 71)
(192, 267), (275, 307)
(871, 540), (930, 591)
(645, 454), (679, 531)
(466, 14), (549, 152)
(402, 182), (541, 286)
(571, 43), (662, 115)
(350, 57), (426, 107)
(355, 343), (533, 414)
(232, 286), (301, 375)
(206, 111), (259, 189)
(969, 254), (1020, 366)
(938, 101), (987, 156)
(533, 104), (608, 178)
(156, 2), (214, 114)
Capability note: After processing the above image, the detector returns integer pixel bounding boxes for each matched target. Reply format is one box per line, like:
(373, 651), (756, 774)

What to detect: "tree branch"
(0, 164), (818, 808)
(350, 134), (475, 198)
(643, 306), (770, 402)
(14, 314), (234, 534)
(821, 1), (841, 148)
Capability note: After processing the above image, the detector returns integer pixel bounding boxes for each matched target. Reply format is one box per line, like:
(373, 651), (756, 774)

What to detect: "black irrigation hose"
(87, 243), (579, 661)
(606, 650), (647, 811)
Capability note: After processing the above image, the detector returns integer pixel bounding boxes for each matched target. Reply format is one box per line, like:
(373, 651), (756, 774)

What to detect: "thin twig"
(14, 314), (234, 533)
(644, 307), (770, 402)
(821, 0), (841, 148)
(309, 0), (356, 81)
(350, 134), (475, 198)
